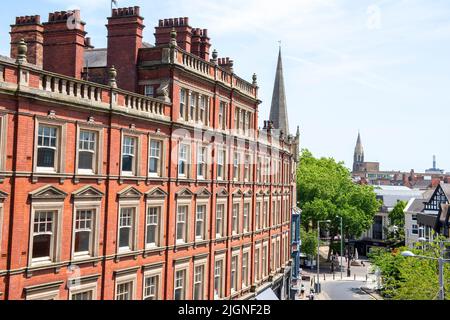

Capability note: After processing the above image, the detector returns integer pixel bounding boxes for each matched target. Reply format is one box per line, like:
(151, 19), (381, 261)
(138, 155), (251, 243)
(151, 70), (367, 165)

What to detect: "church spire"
(353, 132), (364, 172)
(269, 46), (289, 134)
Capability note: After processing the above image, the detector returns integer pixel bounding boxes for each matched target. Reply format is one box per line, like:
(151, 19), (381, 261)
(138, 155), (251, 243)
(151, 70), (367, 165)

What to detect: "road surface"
(320, 280), (375, 300)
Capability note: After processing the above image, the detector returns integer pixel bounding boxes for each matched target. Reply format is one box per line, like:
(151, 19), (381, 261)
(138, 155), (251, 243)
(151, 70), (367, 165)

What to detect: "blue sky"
(1, 0), (450, 172)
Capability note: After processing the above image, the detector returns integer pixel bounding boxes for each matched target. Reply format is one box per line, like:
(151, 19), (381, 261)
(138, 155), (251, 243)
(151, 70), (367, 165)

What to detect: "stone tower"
(269, 47), (289, 135)
(353, 132), (364, 173)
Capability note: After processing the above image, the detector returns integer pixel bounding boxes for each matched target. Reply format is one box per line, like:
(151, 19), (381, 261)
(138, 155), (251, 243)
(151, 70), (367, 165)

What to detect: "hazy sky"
(1, 0), (449, 172)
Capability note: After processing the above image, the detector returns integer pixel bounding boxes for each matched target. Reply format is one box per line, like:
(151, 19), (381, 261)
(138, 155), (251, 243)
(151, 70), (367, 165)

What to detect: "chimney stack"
(107, 6), (144, 92)
(43, 10), (86, 78)
(155, 17), (192, 52)
(10, 15), (44, 67)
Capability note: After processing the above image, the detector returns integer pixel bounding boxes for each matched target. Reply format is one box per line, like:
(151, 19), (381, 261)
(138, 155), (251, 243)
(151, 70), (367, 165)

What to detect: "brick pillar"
(10, 15), (44, 66)
(200, 29), (211, 61)
(43, 10), (86, 78)
(107, 6), (144, 93)
(155, 17), (192, 52)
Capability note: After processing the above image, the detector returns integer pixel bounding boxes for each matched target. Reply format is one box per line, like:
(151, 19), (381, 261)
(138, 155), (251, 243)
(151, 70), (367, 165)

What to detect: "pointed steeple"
(269, 46), (289, 135)
(353, 132), (365, 172)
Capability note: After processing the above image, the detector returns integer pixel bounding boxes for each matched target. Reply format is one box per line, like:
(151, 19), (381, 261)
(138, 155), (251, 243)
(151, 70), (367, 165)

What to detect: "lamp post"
(401, 241), (450, 300)
(317, 220), (331, 293)
(336, 216), (344, 280)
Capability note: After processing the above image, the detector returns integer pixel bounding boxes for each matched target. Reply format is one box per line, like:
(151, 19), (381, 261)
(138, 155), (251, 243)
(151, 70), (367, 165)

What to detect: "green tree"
(369, 237), (450, 300)
(297, 149), (381, 261)
(300, 226), (318, 260)
(389, 200), (407, 228)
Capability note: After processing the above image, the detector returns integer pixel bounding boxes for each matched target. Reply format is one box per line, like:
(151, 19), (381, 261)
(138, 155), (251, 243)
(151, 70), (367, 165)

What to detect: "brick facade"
(0, 5), (299, 300)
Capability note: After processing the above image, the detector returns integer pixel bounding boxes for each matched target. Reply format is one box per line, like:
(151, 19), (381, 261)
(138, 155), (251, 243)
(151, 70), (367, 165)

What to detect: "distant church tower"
(269, 47), (289, 134)
(353, 132), (365, 173)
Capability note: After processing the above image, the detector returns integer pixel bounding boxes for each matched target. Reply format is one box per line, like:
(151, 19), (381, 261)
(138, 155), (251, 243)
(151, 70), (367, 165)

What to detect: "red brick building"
(0, 6), (299, 300)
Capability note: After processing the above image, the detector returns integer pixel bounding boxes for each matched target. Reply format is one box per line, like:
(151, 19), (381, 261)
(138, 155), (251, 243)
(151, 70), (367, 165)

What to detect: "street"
(320, 280), (375, 300)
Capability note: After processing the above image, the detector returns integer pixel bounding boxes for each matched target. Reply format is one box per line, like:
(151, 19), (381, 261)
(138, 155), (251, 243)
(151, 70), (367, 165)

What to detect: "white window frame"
(215, 201), (227, 239)
(195, 201), (208, 241)
(243, 202), (251, 233)
(214, 253), (226, 299)
(262, 241), (269, 278)
(71, 201), (101, 260)
(254, 246), (261, 282)
(180, 88), (187, 121)
(230, 252), (240, 293)
(148, 138), (164, 178)
(233, 151), (240, 181)
(76, 125), (103, 176)
(144, 85), (154, 97)
(143, 266), (163, 300)
(242, 248), (250, 289)
(34, 120), (66, 174)
(255, 201), (261, 231)
(176, 200), (191, 244)
(0, 114), (7, 172)
(193, 258), (207, 300)
(145, 200), (164, 249)
(217, 148), (226, 180)
(117, 202), (139, 254)
(244, 154), (251, 182)
(174, 261), (190, 300)
(121, 133), (140, 177)
(115, 273), (137, 300)
(178, 143), (190, 179)
(197, 145), (207, 180)
(69, 281), (98, 300)
(28, 203), (63, 267)
(232, 202), (240, 235)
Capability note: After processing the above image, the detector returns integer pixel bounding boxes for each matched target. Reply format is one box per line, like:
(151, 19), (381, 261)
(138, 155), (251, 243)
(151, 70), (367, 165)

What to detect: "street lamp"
(317, 220), (331, 293)
(336, 216), (344, 280)
(401, 242), (450, 300)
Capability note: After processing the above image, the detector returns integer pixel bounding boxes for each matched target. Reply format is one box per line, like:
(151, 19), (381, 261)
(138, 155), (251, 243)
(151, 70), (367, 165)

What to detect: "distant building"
(351, 133), (450, 188)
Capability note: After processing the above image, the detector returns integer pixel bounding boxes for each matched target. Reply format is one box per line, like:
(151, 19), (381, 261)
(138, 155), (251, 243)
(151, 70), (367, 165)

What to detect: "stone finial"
(16, 39), (28, 64)
(252, 73), (258, 86)
(211, 49), (218, 64)
(170, 28), (177, 47)
(108, 66), (117, 88)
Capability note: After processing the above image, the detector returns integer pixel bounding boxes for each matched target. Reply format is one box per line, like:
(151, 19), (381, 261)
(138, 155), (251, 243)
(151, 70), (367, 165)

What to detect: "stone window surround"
(173, 260), (190, 300)
(116, 200), (140, 254)
(148, 134), (167, 179)
(243, 199), (252, 234)
(255, 200), (262, 231)
(262, 240), (269, 278)
(33, 117), (67, 174)
(120, 130), (142, 178)
(193, 256), (208, 300)
(254, 245), (261, 282)
(216, 145), (227, 181)
(196, 142), (210, 180)
(68, 278), (98, 300)
(241, 246), (251, 290)
(214, 252), (226, 299)
(145, 198), (165, 249)
(176, 83), (213, 125)
(25, 281), (63, 300)
(232, 197), (241, 236)
(0, 113), (7, 172)
(143, 264), (163, 300)
(177, 139), (192, 180)
(230, 248), (241, 294)
(71, 200), (101, 261)
(28, 202), (64, 267)
(0, 201), (4, 256)
(115, 272), (138, 300)
(176, 198), (192, 245)
(215, 198), (228, 240)
(75, 123), (104, 176)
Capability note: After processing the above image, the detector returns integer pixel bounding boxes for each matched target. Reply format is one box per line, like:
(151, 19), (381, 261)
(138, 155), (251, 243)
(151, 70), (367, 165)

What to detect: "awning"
(255, 288), (279, 301)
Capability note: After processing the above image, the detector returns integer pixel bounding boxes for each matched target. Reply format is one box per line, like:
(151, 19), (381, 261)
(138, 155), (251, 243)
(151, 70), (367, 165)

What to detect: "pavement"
(295, 246), (383, 301)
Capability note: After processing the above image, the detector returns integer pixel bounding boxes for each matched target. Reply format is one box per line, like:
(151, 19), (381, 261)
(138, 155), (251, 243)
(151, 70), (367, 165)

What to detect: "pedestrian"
(309, 288), (315, 300)
(300, 284), (305, 298)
